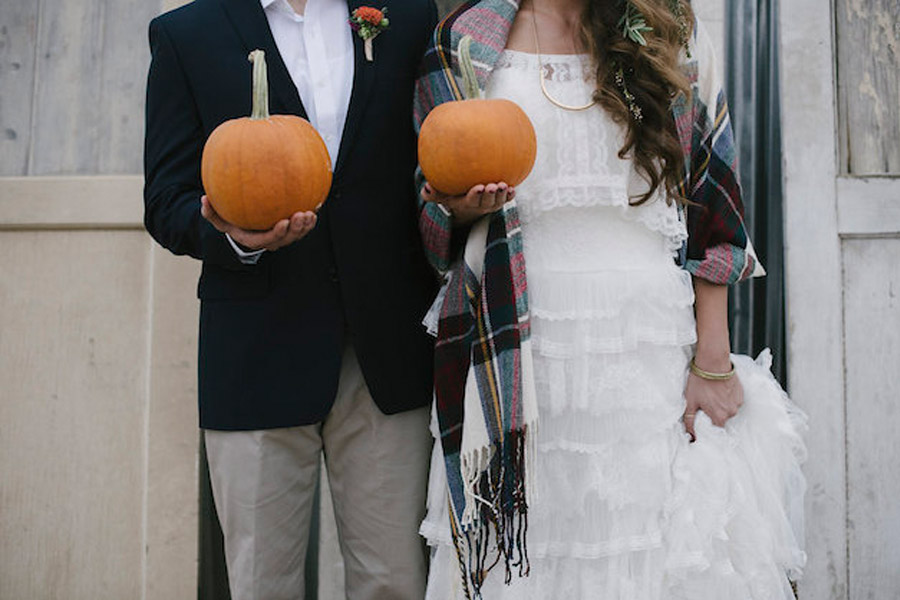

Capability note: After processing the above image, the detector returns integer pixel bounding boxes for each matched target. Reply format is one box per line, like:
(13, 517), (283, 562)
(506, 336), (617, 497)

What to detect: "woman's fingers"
(493, 183), (509, 209)
(464, 184), (486, 207)
(479, 183), (498, 208)
(683, 396), (701, 443)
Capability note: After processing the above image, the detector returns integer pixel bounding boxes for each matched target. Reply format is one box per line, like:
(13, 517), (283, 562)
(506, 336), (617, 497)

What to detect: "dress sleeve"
(679, 20), (764, 284)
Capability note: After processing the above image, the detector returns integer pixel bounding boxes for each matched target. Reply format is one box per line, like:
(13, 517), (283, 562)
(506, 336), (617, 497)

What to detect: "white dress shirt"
(227, 0), (355, 262)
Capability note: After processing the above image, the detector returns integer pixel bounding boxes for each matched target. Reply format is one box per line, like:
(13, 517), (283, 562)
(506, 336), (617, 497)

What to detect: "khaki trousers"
(205, 348), (432, 600)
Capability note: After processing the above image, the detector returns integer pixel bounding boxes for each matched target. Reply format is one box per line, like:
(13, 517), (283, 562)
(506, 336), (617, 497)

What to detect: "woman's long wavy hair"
(579, 0), (694, 204)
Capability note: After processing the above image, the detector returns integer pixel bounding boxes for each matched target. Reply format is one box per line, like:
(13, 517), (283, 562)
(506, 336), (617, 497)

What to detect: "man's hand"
(421, 182), (516, 226)
(201, 195), (318, 251)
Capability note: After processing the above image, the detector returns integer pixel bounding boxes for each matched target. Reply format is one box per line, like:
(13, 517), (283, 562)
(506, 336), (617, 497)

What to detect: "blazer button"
(329, 268), (339, 283)
(332, 191), (342, 201)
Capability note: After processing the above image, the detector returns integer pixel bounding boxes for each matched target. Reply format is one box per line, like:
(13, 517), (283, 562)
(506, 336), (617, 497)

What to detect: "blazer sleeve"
(143, 17), (246, 269)
(680, 21), (764, 285)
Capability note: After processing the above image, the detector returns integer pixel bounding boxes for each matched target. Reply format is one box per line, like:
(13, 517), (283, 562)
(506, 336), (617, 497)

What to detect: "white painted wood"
(0, 1), (39, 176)
(779, 1), (848, 599)
(0, 176), (144, 229)
(837, 177), (900, 236)
(835, 0), (900, 175)
(842, 238), (900, 599)
(145, 246), (201, 600)
(0, 230), (152, 599)
(96, 1), (162, 174)
(27, 1), (157, 175)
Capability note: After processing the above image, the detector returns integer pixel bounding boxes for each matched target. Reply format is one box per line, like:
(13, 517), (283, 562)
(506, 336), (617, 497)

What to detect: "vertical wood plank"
(836, 0), (900, 175)
(28, 0), (157, 175)
(28, 1), (104, 174)
(96, 1), (161, 174)
(779, 1), (848, 599)
(843, 238), (900, 600)
(0, 230), (151, 599)
(0, 1), (39, 176)
(145, 246), (201, 600)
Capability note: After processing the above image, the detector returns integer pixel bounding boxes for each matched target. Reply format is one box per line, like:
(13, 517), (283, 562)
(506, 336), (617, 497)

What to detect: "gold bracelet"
(689, 357), (735, 381)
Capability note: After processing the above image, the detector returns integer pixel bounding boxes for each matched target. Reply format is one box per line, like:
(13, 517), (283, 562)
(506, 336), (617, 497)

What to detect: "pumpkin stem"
(249, 50), (270, 120)
(459, 35), (481, 100)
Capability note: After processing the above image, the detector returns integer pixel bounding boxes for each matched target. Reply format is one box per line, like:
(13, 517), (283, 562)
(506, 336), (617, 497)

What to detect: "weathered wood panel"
(26, 0), (158, 176)
(779, 1), (848, 598)
(0, 1), (40, 176)
(145, 246), (201, 600)
(0, 230), (151, 599)
(836, 0), (900, 175)
(843, 237), (900, 599)
(96, 1), (162, 174)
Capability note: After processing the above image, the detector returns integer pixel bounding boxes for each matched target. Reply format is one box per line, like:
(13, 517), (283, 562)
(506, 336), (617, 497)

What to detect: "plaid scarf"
(414, 1), (761, 596)
(416, 1), (536, 597)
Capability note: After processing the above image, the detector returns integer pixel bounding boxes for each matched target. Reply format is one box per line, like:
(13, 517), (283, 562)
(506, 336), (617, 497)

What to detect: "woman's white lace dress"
(420, 51), (807, 600)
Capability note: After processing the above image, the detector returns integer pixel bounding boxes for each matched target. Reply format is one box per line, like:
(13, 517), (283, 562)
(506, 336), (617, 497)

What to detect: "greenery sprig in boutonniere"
(349, 6), (389, 62)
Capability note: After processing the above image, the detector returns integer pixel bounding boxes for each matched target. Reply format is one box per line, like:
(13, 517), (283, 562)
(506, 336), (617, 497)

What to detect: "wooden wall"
(781, 1), (900, 599)
(0, 1), (158, 176)
(836, 1), (900, 596)
(836, 0), (900, 175)
(0, 1), (200, 599)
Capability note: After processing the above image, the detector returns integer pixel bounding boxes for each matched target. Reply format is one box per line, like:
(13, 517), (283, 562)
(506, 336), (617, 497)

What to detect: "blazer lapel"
(333, 0), (379, 175)
(219, 0), (307, 118)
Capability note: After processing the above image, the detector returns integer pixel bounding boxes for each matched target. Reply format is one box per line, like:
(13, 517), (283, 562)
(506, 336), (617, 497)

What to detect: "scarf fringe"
(451, 427), (532, 599)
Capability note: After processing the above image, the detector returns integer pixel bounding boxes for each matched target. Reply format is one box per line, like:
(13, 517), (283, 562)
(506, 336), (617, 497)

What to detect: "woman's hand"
(682, 359), (744, 442)
(201, 195), (317, 251)
(421, 181), (516, 226)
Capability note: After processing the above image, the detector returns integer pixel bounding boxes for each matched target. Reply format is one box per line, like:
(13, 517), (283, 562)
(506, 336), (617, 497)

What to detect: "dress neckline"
(502, 48), (590, 60)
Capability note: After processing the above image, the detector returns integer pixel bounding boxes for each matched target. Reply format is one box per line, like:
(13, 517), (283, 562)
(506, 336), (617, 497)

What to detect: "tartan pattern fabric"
(415, 2), (534, 597)
(671, 26), (763, 283)
(413, 2), (761, 596)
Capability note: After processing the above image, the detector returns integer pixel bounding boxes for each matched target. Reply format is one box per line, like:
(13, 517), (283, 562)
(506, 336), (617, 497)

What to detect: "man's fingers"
(200, 196), (230, 233)
(288, 211), (312, 232)
(230, 219), (289, 250)
(288, 212), (317, 239)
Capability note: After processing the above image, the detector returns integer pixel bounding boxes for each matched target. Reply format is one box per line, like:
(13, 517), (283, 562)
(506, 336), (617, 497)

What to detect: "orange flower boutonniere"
(349, 6), (390, 62)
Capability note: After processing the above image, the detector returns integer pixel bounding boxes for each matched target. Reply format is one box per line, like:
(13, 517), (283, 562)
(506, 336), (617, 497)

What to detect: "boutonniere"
(349, 6), (390, 62)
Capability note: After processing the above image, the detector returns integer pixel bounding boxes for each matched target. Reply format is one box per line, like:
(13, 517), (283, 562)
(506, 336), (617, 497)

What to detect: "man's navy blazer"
(144, 0), (438, 430)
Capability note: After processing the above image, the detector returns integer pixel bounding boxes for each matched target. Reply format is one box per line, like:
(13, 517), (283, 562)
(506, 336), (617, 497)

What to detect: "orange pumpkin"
(201, 50), (332, 231)
(418, 36), (536, 196)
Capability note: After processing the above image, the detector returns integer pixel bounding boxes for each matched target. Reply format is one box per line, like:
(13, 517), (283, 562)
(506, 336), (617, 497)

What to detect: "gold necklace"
(531, 4), (597, 111)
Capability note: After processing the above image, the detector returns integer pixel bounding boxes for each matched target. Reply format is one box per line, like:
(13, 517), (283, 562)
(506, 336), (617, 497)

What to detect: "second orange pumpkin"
(418, 98), (536, 196)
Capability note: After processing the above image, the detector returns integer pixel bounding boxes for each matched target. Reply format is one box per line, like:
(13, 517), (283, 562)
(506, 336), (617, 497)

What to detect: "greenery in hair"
(618, 2), (653, 46)
(615, 1), (692, 122)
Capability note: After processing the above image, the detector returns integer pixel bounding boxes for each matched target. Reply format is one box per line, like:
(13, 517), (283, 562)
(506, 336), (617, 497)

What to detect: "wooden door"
(780, 1), (900, 598)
